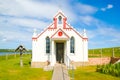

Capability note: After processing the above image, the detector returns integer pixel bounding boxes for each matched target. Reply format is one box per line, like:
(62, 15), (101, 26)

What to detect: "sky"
(0, 0), (120, 49)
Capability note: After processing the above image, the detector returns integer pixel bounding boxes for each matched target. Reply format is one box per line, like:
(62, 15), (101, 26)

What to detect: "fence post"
(14, 52), (16, 58)
(112, 48), (114, 57)
(100, 48), (102, 65)
(6, 54), (8, 60)
(93, 49), (94, 57)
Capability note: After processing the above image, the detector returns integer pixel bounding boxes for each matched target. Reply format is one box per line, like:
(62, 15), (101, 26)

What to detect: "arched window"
(46, 37), (50, 53)
(58, 16), (62, 24)
(70, 37), (75, 53)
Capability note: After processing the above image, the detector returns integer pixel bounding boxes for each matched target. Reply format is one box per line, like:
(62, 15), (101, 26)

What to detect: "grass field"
(89, 47), (120, 57)
(0, 54), (52, 80)
(0, 47), (120, 80)
(69, 66), (120, 80)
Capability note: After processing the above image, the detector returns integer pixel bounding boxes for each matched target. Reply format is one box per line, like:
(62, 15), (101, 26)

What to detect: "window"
(70, 37), (75, 53)
(46, 37), (50, 53)
(58, 16), (62, 24)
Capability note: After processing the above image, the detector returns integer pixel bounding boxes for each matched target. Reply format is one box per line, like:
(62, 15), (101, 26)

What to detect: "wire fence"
(0, 52), (31, 61)
(89, 47), (120, 58)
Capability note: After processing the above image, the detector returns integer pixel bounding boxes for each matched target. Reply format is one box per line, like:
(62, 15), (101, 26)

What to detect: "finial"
(34, 28), (37, 33)
(33, 28), (37, 37)
(84, 28), (86, 32)
(83, 28), (87, 38)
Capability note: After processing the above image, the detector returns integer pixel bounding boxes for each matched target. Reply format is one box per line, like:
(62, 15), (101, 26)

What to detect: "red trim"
(31, 11), (88, 40)
(48, 23), (55, 29)
(52, 38), (69, 40)
(53, 18), (57, 29)
(63, 18), (66, 28)
(32, 38), (37, 41)
(36, 28), (48, 39)
(32, 38), (37, 39)
(65, 23), (84, 39)
(51, 28), (69, 39)
(54, 12), (66, 18)
(83, 38), (88, 41)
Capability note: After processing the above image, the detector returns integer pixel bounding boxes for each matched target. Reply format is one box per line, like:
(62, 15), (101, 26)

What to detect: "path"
(52, 63), (70, 80)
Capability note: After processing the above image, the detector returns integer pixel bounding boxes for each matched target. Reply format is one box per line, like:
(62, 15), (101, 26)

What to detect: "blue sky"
(0, 0), (120, 49)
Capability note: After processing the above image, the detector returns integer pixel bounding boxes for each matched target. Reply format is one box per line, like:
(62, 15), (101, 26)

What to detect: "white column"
(50, 40), (56, 66)
(64, 41), (67, 66)
(66, 40), (69, 66)
(83, 39), (88, 62)
(32, 40), (37, 61)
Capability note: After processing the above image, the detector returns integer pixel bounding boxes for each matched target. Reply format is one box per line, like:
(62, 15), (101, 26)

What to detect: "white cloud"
(0, 0), (75, 20)
(107, 4), (113, 9)
(77, 14), (120, 48)
(0, 0), (119, 49)
(101, 4), (113, 11)
(75, 3), (98, 14)
(9, 18), (50, 29)
(0, 30), (31, 42)
(79, 15), (98, 26)
(88, 26), (120, 48)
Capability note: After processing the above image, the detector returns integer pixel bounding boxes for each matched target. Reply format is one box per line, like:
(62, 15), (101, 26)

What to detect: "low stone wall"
(71, 57), (111, 67)
(88, 57), (111, 65)
(31, 57), (112, 68)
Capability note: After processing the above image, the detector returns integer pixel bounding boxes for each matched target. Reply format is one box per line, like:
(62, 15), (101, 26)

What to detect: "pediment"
(51, 28), (69, 40)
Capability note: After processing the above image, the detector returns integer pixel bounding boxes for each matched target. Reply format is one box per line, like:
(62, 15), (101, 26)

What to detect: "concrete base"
(31, 61), (48, 68)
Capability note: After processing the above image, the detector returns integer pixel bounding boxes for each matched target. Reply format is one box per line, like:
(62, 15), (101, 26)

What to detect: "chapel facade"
(31, 11), (88, 68)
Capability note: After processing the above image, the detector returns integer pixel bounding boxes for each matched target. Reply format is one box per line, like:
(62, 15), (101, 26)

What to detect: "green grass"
(69, 66), (120, 80)
(0, 54), (52, 80)
(89, 47), (120, 57)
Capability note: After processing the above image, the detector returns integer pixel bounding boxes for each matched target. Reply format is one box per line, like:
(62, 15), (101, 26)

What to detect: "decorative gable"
(32, 10), (87, 40)
(48, 11), (68, 29)
(51, 28), (69, 40)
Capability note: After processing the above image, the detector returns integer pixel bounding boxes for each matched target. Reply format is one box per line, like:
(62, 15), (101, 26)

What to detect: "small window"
(70, 37), (75, 53)
(46, 37), (50, 53)
(58, 16), (62, 24)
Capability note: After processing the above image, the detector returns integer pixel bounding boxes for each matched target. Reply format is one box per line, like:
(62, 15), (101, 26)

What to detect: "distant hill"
(0, 49), (15, 52)
(89, 47), (120, 57)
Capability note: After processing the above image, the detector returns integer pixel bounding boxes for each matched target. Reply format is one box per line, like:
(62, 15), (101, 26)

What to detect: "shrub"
(96, 63), (120, 77)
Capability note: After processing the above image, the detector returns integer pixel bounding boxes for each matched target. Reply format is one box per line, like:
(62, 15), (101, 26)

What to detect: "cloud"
(9, 17), (50, 29)
(107, 4), (113, 9)
(74, 3), (98, 14)
(0, 0), (76, 20)
(101, 4), (113, 11)
(0, 0), (119, 49)
(87, 25), (120, 48)
(0, 0), (57, 18)
(79, 15), (98, 26)
(76, 13), (120, 48)
(0, 31), (30, 41)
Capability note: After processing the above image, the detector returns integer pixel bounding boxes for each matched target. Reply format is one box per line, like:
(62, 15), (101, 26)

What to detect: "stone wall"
(88, 57), (111, 65)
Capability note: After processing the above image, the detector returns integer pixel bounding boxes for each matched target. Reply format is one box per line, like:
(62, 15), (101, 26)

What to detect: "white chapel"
(31, 11), (88, 68)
